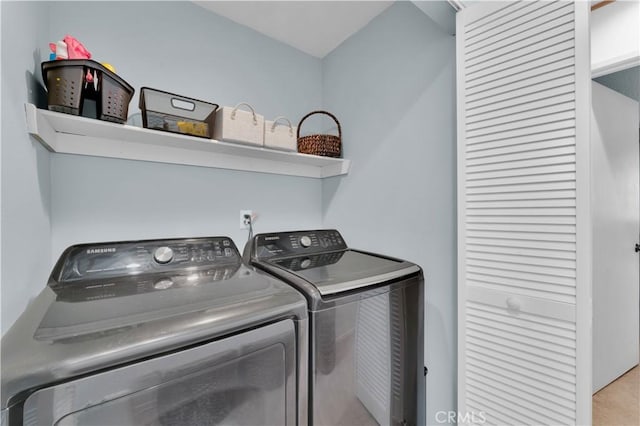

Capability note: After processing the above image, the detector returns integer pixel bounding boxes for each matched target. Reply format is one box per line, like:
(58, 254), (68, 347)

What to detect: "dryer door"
(22, 320), (297, 426)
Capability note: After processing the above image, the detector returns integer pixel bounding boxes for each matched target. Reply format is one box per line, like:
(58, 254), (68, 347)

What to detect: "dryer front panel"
(21, 320), (297, 426)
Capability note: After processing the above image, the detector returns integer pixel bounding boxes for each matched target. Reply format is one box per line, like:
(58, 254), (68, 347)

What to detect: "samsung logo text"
(87, 248), (117, 254)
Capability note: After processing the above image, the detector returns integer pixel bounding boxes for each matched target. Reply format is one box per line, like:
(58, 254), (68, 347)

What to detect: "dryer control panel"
(253, 229), (347, 259)
(55, 237), (240, 284)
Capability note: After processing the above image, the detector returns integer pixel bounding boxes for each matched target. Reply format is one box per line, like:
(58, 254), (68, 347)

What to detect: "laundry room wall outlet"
(240, 210), (253, 229)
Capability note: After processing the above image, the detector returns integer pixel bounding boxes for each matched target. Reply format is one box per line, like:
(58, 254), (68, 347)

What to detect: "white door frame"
(574, 2), (593, 424)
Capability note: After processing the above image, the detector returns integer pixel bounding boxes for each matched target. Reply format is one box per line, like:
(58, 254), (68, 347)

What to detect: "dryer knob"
(299, 236), (312, 248)
(153, 246), (174, 264)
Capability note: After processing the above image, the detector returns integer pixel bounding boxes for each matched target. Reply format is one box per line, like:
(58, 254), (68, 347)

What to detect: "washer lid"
(36, 236), (254, 341)
(268, 249), (420, 295)
(251, 230), (420, 296)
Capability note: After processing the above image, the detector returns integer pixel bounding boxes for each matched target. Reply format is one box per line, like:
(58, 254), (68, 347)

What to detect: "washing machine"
(245, 229), (425, 426)
(1, 237), (308, 426)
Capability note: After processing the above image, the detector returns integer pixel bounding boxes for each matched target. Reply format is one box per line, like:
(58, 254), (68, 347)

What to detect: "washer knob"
(153, 246), (174, 264)
(299, 236), (312, 248)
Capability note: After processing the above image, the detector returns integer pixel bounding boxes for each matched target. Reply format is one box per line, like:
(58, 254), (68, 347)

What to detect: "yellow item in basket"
(177, 121), (208, 137)
(101, 62), (116, 73)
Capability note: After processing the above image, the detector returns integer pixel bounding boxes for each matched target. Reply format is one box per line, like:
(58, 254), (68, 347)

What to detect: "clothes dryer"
(1, 237), (308, 426)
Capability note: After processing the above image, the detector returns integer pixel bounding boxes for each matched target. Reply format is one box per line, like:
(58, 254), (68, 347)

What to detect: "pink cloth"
(49, 35), (92, 60)
(63, 35), (91, 59)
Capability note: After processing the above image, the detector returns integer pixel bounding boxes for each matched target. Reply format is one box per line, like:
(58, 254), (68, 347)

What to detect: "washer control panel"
(51, 262), (242, 302)
(56, 237), (239, 283)
(254, 229), (347, 259)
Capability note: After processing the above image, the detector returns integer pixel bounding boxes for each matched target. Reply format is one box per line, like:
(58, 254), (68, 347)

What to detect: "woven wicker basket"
(297, 110), (342, 158)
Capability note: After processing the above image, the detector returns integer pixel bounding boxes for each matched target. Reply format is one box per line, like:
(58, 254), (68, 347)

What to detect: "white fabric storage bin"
(264, 116), (297, 152)
(213, 103), (264, 146)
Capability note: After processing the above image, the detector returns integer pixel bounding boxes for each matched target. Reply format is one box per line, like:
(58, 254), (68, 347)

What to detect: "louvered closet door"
(457, 2), (591, 425)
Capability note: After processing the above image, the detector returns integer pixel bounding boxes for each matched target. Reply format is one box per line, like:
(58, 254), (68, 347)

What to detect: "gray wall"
(1, 1), (52, 335)
(321, 2), (457, 424)
(46, 1), (325, 259)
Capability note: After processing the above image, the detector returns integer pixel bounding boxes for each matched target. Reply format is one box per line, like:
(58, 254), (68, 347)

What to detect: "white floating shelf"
(24, 103), (350, 178)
